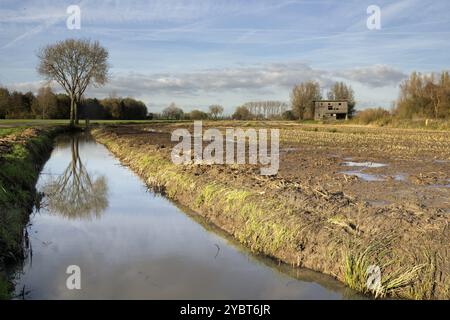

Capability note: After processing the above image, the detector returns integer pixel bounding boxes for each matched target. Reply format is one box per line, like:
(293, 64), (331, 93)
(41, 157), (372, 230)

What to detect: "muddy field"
(105, 121), (449, 213)
(92, 121), (450, 299)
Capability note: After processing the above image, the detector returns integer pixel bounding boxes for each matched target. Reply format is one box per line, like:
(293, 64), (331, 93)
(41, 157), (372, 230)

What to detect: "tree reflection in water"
(42, 134), (108, 220)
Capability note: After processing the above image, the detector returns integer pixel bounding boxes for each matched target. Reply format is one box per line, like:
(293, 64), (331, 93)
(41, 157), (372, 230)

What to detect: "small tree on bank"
(37, 39), (109, 126)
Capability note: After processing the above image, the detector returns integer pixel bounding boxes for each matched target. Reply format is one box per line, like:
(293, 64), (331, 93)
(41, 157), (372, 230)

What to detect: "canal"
(14, 133), (360, 299)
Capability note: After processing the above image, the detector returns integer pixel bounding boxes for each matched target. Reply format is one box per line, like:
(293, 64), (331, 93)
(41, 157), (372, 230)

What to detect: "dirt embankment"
(0, 126), (69, 299)
(92, 123), (449, 299)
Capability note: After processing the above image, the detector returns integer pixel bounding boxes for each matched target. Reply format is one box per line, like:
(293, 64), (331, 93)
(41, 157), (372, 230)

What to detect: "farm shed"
(314, 100), (348, 120)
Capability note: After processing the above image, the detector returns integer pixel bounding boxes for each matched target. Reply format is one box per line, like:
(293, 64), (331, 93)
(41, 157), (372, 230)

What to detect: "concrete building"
(314, 100), (348, 120)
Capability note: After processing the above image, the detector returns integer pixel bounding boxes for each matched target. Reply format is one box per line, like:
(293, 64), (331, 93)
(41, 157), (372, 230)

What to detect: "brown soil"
(92, 122), (450, 299)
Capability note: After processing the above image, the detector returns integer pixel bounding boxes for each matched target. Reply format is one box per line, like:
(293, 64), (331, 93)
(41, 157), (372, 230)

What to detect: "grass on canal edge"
(0, 128), (26, 137)
(0, 126), (69, 299)
(343, 236), (427, 298)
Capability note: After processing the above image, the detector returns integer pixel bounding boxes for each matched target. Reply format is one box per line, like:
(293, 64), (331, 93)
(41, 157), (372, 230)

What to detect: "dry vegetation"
(92, 121), (449, 299)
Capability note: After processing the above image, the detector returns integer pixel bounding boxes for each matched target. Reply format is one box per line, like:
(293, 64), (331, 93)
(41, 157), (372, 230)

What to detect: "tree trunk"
(435, 95), (441, 119)
(70, 98), (75, 127)
(74, 99), (79, 125)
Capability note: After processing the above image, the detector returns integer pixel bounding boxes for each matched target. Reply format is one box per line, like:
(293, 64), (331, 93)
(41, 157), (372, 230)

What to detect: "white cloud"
(95, 62), (327, 96)
(5, 62), (407, 113)
(334, 64), (407, 87)
(88, 63), (407, 96)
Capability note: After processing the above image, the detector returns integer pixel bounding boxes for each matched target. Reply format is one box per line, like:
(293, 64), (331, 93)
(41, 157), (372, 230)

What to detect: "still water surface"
(14, 134), (360, 299)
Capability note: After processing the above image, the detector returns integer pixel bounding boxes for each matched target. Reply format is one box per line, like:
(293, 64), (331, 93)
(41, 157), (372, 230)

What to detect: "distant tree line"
(177, 72), (449, 122)
(229, 81), (356, 121)
(159, 101), (290, 121)
(80, 96), (147, 120)
(241, 101), (289, 118)
(2, 71), (448, 122)
(0, 86), (148, 120)
(0, 86), (68, 119)
(159, 103), (224, 120)
(231, 101), (289, 120)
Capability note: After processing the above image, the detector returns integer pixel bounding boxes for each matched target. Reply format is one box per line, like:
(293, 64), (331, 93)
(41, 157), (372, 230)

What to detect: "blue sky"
(0, 0), (449, 113)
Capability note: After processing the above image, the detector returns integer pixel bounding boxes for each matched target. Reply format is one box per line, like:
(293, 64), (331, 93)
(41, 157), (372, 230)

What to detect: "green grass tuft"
(343, 236), (425, 298)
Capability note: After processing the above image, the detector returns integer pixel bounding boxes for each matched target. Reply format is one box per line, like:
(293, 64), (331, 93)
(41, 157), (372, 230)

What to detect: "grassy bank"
(92, 125), (449, 299)
(0, 126), (68, 299)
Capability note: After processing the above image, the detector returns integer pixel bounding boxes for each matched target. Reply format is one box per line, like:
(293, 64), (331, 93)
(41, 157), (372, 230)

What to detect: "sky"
(0, 0), (449, 114)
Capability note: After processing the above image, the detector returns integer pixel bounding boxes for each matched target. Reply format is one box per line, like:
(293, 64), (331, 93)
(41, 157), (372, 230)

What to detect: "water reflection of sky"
(15, 134), (357, 300)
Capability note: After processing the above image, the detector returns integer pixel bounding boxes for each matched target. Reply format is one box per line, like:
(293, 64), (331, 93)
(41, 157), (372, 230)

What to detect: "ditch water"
(13, 133), (361, 299)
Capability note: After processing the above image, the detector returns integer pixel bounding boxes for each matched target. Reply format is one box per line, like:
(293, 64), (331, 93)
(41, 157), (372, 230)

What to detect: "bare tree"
(32, 86), (57, 119)
(162, 102), (184, 120)
(37, 39), (109, 126)
(291, 81), (322, 120)
(396, 71), (450, 119)
(232, 106), (253, 120)
(208, 104), (224, 120)
(242, 101), (288, 119)
(327, 81), (356, 117)
(425, 72), (450, 119)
